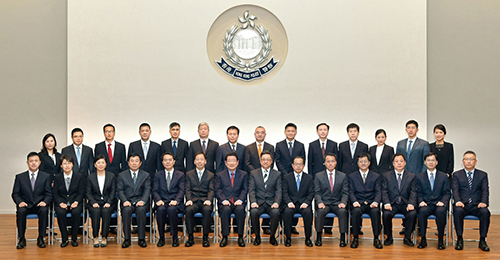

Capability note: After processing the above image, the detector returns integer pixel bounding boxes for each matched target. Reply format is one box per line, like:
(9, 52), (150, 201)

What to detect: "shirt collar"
(64, 170), (73, 179)
(327, 169), (336, 175)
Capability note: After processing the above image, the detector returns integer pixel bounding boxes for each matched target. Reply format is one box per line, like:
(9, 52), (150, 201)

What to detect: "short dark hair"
(463, 150), (476, 157)
(324, 152), (337, 162)
(375, 129), (386, 138)
(128, 152), (142, 162)
(41, 133), (58, 153)
(285, 123), (297, 130)
(292, 156), (304, 165)
(358, 152), (371, 162)
(393, 153), (406, 162)
(139, 123), (151, 130)
(71, 128), (83, 137)
(433, 124), (447, 135)
(260, 150), (273, 159)
(194, 151), (206, 160)
(161, 152), (175, 161)
(94, 154), (106, 164)
(103, 123), (115, 132)
(346, 123), (359, 132)
(227, 125), (240, 134)
(424, 152), (437, 161)
(60, 154), (74, 165)
(316, 123), (330, 131)
(169, 122), (180, 129)
(27, 152), (40, 161)
(406, 120), (419, 128)
(225, 152), (239, 161)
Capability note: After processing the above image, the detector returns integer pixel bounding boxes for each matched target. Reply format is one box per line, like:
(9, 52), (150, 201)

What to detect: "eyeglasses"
(463, 158), (476, 162)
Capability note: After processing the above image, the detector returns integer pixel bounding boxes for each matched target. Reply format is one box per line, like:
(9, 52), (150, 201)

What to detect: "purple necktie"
(202, 140), (207, 153)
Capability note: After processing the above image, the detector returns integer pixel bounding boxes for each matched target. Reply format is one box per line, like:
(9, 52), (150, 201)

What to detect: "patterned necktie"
(166, 171), (171, 190)
(143, 142), (148, 160)
(362, 173), (367, 184)
(430, 172), (435, 191)
(230, 172), (235, 203)
(65, 177), (71, 191)
(329, 172), (334, 193)
(173, 140), (177, 156)
(351, 143), (355, 158)
(76, 146), (81, 166)
(263, 170), (268, 188)
(397, 173), (402, 203)
(296, 174), (301, 191)
(258, 143), (262, 157)
(133, 172), (137, 185)
(198, 171), (203, 182)
(232, 144), (235, 152)
(31, 173), (36, 191)
(107, 143), (113, 163)
(202, 140), (207, 153)
(321, 142), (325, 158)
(467, 171), (473, 203)
(407, 140), (413, 160)
(288, 142), (293, 157)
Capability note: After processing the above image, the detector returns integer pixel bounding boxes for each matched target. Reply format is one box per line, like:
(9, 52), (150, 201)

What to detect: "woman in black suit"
(369, 129), (395, 174)
(86, 155), (116, 247)
(38, 133), (62, 180)
(429, 124), (454, 177)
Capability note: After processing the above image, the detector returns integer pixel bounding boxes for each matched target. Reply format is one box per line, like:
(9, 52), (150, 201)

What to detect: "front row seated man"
(215, 152), (248, 247)
(416, 152), (450, 250)
(12, 152), (52, 249)
(314, 153), (349, 247)
(153, 152), (185, 247)
(348, 153), (383, 249)
(381, 153), (417, 247)
(117, 153), (151, 248)
(249, 150), (282, 246)
(452, 150), (490, 252)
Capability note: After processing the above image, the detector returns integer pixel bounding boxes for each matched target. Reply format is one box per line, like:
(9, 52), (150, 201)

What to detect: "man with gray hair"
(187, 122), (219, 173)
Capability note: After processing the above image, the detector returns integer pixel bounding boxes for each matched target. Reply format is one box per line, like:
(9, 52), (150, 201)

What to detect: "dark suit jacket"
(244, 142), (275, 172)
(249, 168), (282, 206)
(452, 169), (489, 206)
(369, 145), (395, 174)
(185, 169), (214, 203)
(38, 151), (62, 179)
(187, 139), (219, 173)
(216, 142), (246, 172)
(348, 170), (382, 204)
(314, 170), (348, 206)
(117, 169), (151, 205)
(85, 171), (117, 206)
(61, 144), (94, 175)
(282, 172), (314, 206)
(308, 139), (338, 177)
(152, 169), (185, 211)
(275, 139), (306, 176)
(128, 140), (162, 175)
(416, 170), (450, 205)
(161, 138), (189, 172)
(337, 140), (369, 174)
(215, 169), (248, 207)
(53, 172), (86, 205)
(381, 170), (417, 206)
(94, 141), (128, 175)
(396, 138), (430, 174)
(12, 170), (52, 208)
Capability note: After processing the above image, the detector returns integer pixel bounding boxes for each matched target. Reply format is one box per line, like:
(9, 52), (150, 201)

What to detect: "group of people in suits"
(12, 120), (490, 252)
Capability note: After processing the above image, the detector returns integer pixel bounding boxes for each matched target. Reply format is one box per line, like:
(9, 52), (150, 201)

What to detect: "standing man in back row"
(94, 123), (127, 175)
(396, 120), (430, 175)
(244, 126), (275, 173)
(128, 123), (162, 178)
(216, 126), (246, 172)
(308, 123), (338, 178)
(161, 122), (189, 173)
(187, 122), (219, 173)
(338, 123), (368, 175)
(62, 127), (94, 175)
(275, 122), (305, 176)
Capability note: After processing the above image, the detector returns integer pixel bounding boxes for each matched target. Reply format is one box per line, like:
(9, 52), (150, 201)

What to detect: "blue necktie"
(76, 146), (81, 166)
(407, 140), (413, 160)
(296, 174), (301, 191)
(173, 140), (177, 156)
(429, 172), (435, 191)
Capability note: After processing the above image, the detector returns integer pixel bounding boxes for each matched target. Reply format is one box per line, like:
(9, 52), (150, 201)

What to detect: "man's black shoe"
(384, 237), (393, 246)
(16, 238), (26, 249)
(403, 238), (414, 247)
(219, 236), (228, 247)
(374, 238), (383, 249)
(122, 239), (131, 248)
(37, 237), (46, 248)
(157, 239), (165, 247)
(138, 239), (147, 248)
(238, 237), (246, 247)
(350, 237), (359, 248)
(418, 238), (427, 249)
(285, 237), (291, 247)
(253, 236), (261, 246)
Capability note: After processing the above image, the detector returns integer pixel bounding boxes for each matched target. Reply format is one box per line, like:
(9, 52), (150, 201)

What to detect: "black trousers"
(121, 204), (147, 240)
(219, 204), (245, 237)
(88, 205), (114, 238)
(316, 204), (348, 234)
(453, 204), (490, 238)
(382, 203), (416, 240)
(250, 203), (280, 238)
(185, 200), (213, 236)
(55, 204), (83, 242)
(16, 206), (48, 239)
(351, 204), (381, 237)
(157, 204), (182, 239)
(417, 204), (447, 238)
(283, 203), (313, 239)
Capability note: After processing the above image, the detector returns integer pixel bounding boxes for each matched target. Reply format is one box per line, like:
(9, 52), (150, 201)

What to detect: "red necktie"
(107, 143), (113, 163)
(321, 142), (325, 158)
(329, 172), (334, 193)
(231, 172), (235, 203)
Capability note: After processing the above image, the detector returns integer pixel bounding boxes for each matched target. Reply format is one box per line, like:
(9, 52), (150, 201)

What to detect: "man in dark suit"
(282, 156), (314, 247)
(381, 153), (418, 247)
(308, 123), (338, 177)
(244, 126), (275, 173)
(153, 152), (185, 247)
(338, 123), (369, 174)
(396, 120), (430, 174)
(53, 154), (86, 247)
(187, 122), (219, 173)
(161, 122), (189, 172)
(117, 153), (151, 248)
(128, 123), (162, 179)
(314, 153), (349, 247)
(61, 127), (94, 175)
(216, 125), (246, 172)
(184, 152), (214, 247)
(275, 122), (306, 176)
(249, 151), (282, 246)
(12, 152), (52, 249)
(416, 152), (450, 250)
(215, 152), (248, 247)
(348, 153), (383, 249)
(452, 151), (490, 251)
(94, 123), (127, 175)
